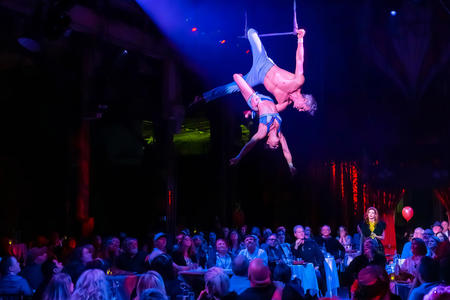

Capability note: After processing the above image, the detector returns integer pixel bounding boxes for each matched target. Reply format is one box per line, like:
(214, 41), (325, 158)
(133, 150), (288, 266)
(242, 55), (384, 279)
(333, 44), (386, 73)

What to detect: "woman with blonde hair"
(357, 207), (386, 253)
(43, 273), (73, 300)
(197, 267), (235, 300)
(70, 269), (111, 300)
(134, 271), (167, 300)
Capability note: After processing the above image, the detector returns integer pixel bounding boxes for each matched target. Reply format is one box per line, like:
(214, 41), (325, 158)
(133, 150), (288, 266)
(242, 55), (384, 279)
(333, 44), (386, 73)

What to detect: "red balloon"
(402, 206), (414, 222)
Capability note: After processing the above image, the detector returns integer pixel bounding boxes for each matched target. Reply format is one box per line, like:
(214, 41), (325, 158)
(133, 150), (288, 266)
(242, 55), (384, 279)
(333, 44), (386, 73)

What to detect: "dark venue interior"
(0, 0), (449, 298)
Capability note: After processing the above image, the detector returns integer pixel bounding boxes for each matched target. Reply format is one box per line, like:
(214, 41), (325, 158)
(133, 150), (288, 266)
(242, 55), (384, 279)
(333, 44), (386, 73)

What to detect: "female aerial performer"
(192, 28), (317, 115)
(229, 73), (296, 175)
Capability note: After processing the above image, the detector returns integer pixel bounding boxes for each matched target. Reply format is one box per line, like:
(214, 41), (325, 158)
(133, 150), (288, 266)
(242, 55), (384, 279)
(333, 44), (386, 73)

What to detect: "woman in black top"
(357, 207), (386, 254)
(172, 235), (198, 268)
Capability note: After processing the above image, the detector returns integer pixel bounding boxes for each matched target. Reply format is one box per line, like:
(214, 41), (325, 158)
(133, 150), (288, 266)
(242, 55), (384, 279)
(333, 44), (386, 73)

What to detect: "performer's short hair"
(302, 94), (317, 116)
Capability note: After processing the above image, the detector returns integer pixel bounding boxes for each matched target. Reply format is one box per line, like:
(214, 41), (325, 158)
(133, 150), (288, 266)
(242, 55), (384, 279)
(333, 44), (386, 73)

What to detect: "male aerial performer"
(192, 28), (317, 115)
(230, 73), (296, 175)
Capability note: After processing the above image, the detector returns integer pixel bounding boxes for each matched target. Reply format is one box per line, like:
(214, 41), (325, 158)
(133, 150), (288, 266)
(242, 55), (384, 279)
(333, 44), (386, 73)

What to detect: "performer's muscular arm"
(279, 133), (296, 175)
(295, 29), (305, 78)
(275, 99), (292, 112)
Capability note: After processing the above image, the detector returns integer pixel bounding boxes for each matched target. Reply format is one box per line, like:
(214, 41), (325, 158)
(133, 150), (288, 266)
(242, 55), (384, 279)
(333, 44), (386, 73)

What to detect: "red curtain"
(326, 160), (405, 255)
(74, 121), (91, 236)
(434, 187), (450, 221)
(366, 188), (405, 256)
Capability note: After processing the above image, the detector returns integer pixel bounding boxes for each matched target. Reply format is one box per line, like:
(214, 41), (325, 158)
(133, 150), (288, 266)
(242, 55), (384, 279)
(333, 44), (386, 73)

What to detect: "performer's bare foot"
(229, 157), (240, 166)
(188, 96), (205, 109)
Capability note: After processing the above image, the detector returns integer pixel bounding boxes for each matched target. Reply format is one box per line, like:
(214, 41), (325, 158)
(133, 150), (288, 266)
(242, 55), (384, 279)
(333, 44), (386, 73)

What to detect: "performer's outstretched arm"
(280, 133), (296, 175)
(294, 29), (305, 77)
(230, 125), (267, 166)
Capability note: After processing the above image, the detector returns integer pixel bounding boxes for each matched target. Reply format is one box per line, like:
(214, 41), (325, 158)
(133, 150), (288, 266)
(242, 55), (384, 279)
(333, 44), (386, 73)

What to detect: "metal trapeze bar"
(238, 0), (298, 39)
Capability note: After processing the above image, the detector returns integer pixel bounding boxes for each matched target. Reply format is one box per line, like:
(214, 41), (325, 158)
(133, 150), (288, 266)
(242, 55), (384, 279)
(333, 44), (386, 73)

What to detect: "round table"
(290, 263), (320, 296)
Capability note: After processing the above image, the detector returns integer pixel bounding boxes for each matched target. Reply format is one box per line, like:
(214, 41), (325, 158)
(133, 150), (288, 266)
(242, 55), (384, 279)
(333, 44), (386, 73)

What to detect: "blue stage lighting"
(390, 10), (397, 16)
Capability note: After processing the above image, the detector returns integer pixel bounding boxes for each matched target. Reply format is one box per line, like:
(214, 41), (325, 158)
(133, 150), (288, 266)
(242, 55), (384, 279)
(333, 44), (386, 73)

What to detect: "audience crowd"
(0, 218), (449, 300)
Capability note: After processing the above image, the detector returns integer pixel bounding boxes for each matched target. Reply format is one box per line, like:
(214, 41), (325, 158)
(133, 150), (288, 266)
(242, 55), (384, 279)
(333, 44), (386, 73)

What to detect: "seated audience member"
(222, 227), (231, 240)
(432, 222), (443, 236)
(276, 229), (292, 261)
(337, 226), (353, 252)
(193, 235), (208, 268)
(229, 231), (242, 258)
(70, 269), (111, 300)
(198, 267), (236, 300)
(91, 235), (103, 259)
(250, 227), (262, 242)
(304, 227), (312, 240)
(42, 272), (73, 300)
(20, 246), (48, 290)
(150, 254), (193, 299)
(140, 288), (168, 300)
(351, 265), (401, 300)
(265, 234), (286, 272)
(237, 258), (275, 300)
(428, 236), (441, 258)
(172, 232), (185, 253)
(133, 270), (167, 300)
(441, 220), (449, 238)
(63, 245), (93, 283)
(147, 233), (167, 264)
(401, 227), (426, 259)
(172, 235), (199, 269)
(261, 229), (273, 251)
(0, 256), (33, 296)
(290, 225), (325, 294)
(209, 232), (218, 249)
(207, 239), (232, 269)
(117, 237), (147, 273)
(272, 263), (304, 300)
(347, 238), (386, 282)
(99, 236), (120, 269)
(48, 232), (63, 258)
(240, 226), (248, 239)
(352, 232), (361, 251)
(238, 235), (268, 265)
(399, 238), (427, 279)
(229, 255), (251, 295)
(408, 256), (441, 300)
(315, 225), (345, 263)
(33, 257), (64, 300)
(424, 285), (450, 300)
(290, 225), (324, 268)
(423, 229), (434, 246)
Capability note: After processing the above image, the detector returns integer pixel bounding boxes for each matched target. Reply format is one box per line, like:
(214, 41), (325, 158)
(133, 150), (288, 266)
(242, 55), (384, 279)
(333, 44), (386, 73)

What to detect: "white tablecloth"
(324, 257), (340, 297)
(291, 263), (319, 296)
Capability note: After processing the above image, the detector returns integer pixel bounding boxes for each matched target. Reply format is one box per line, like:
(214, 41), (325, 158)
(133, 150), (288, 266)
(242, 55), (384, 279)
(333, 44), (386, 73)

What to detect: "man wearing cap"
(146, 233), (167, 264)
(238, 235), (268, 265)
(20, 247), (47, 290)
(237, 258), (275, 300)
(432, 221), (443, 235)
